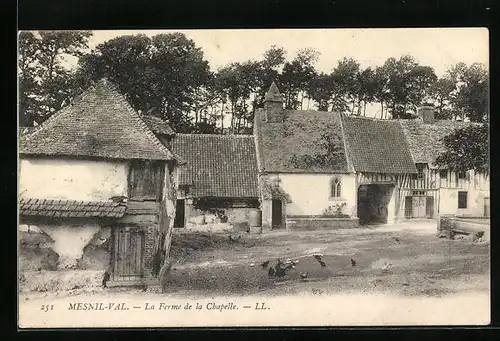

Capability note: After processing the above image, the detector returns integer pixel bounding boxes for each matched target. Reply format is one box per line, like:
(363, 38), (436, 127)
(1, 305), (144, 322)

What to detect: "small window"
(128, 160), (165, 200)
(439, 169), (448, 179)
(330, 178), (341, 198)
(412, 163), (426, 180)
(458, 171), (467, 179)
(458, 191), (468, 209)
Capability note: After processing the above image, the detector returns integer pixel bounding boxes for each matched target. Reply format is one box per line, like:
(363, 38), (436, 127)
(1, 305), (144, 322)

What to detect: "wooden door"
(404, 196), (413, 219)
(174, 199), (185, 228)
(425, 196), (434, 218)
(271, 199), (283, 229)
(112, 228), (144, 281)
(412, 196), (426, 218)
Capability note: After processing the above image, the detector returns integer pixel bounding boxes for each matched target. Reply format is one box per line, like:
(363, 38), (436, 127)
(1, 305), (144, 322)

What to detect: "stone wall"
(18, 221), (111, 271)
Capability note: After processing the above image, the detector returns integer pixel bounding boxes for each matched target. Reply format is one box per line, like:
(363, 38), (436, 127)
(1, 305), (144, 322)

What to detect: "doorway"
(271, 199), (283, 229)
(174, 199), (185, 228)
(112, 227), (144, 282)
(357, 184), (395, 225)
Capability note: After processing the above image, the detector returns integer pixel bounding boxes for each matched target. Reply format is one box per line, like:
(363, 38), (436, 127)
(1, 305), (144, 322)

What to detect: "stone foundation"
(286, 217), (359, 231)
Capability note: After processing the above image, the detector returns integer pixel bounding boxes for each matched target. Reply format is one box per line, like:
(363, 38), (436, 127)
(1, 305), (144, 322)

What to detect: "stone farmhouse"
(18, 79), (182, 287)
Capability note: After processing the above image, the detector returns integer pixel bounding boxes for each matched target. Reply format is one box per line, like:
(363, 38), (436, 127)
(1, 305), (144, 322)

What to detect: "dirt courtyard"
(18, 220), (490, 327)
(164, 219), (489, 297)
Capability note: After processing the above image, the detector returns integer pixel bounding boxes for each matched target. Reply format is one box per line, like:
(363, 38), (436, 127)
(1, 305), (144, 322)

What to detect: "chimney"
(263, 81), (284, 123)
(417, 104), (435, 123)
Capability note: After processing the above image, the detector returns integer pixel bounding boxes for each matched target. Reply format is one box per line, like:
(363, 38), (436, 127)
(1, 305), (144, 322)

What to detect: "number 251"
(40, 305), (54, 312)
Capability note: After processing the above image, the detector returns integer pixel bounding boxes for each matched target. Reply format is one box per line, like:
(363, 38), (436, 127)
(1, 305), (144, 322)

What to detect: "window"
(412, 191), (425, 196)
(458, 191), (468, 209)
(412, 163), (426, 180)
(458, 171), (467, 179)
(330, 178), (341, 198)
(439, 169), (448, 179)
(128, 160), (165, 200)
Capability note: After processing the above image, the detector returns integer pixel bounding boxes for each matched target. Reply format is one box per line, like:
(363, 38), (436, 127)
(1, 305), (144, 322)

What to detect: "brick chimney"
(263, 81), (284, 123)
(417, 105), (435, 123)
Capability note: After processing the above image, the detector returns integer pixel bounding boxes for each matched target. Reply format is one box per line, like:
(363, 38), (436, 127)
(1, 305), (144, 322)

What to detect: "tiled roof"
(19, 78), (176, 161)
(342, 116), (418, 174)
(19, 198), (126, 218)
(254, 109), (349, 173)
(171, 134), (259, 198)
(139, 115), (176, 136)
(399, 119), (481, 167)
(264, 81), (282, 102)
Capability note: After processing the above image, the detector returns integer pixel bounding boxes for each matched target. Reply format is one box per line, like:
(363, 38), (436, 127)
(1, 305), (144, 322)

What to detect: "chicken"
(275, 265), (287, 279)
(350, 258), (356, 267)
(228, 235), (241, 242)
(261, 260), (270, 269)
(102, 270), (110, 288)
(268, 267), (275, 277)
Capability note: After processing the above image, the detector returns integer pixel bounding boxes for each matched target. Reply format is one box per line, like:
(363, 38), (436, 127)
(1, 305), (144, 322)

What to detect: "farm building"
(252, 82), (489, 230)
(171, 134), (260, 230)
(399, 108), (490, 218)
(253, 82), (419, 230)
(18, 78), (181, 287)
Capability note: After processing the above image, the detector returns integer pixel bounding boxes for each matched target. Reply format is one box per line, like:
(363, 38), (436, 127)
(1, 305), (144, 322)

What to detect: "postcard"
(18, 28), (490, 328)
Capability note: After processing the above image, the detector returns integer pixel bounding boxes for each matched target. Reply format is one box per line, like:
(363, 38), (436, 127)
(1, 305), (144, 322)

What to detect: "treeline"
(18, 31), (489, 134)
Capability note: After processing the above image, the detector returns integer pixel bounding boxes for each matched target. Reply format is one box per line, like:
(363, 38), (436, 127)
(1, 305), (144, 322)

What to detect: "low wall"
(438, 215), (490, 242)
(286, 217), (360, 231)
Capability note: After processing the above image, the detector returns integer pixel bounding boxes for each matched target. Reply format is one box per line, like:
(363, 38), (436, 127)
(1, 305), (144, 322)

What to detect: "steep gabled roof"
(341, 116), (418, 174)
(171, 134), (259, 198)
(19, 78), (176, 161)
(254, 109), (350, 173)
(399, 119), (481, 167)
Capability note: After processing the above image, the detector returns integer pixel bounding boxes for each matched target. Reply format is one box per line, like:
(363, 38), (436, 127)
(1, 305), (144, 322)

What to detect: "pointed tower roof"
(19, 78), (177, 161)
(264, 81), (282, 102)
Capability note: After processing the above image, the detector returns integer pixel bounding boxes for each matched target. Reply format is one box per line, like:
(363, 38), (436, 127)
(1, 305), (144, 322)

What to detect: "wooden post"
(158, 162), (177, 290)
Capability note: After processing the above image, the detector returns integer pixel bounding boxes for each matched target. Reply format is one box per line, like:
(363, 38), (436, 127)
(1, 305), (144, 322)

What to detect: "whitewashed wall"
(268, 173), (357, 216)
(19, 158), (129, 201)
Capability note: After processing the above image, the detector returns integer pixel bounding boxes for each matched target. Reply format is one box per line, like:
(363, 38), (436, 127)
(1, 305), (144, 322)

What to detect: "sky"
(85, 28), (489, 77)
(56, 28), (488, 120)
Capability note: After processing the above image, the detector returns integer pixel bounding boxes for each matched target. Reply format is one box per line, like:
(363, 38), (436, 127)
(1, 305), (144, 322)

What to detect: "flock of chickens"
(258, 254), (358, 281)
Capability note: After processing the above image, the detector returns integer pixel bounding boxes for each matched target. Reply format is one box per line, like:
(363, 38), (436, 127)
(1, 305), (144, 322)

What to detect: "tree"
(377, 55), (437, 119)
(18, 30), (93, 126)
(435, 124), (489, 174)
(429, 76), (456, 120)
(330, 57), (361, 115)
(279, 48), (320, 110)
(78, 33), (212, 133)
(448, 62), (489, 122)
(18, 31), (41, 127)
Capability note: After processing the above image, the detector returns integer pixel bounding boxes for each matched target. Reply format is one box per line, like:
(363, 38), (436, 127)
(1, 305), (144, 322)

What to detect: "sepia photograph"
(17, 28), (490, 328)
